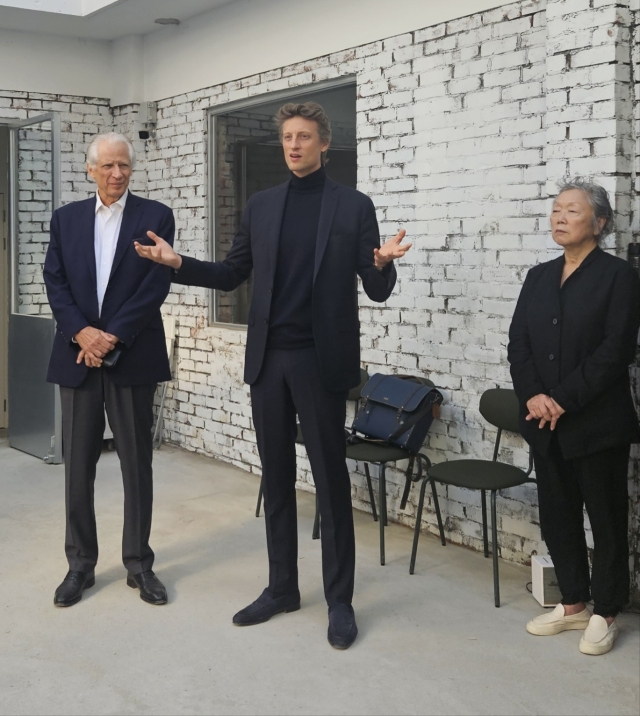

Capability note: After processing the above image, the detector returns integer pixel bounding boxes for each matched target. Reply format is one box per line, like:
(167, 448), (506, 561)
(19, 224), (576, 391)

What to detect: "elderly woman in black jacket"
(508, 178), (640, 656)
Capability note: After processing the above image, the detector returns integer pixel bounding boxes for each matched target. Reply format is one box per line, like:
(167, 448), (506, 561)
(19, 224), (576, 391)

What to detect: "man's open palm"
(374, 229), (412, 268)
(134, 231), (182, 270)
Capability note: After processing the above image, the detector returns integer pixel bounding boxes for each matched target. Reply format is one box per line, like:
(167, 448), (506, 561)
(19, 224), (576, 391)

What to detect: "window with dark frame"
(211, 84), (357, 326)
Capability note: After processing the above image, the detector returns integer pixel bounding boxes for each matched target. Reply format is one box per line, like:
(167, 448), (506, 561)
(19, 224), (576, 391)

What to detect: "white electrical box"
(139, 101), (157, 125)
(531, 555), (562, 607)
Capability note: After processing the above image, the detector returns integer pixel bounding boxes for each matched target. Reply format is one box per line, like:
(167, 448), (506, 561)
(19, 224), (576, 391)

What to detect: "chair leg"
(430, 478), (446, 547)
(152, 382), (168, 450)
(379, 463), (386, 566)
(399, 456), (414, 510)
(312, 493), (320, 540)
(256, 475), (264, 518)
(409, 476), (429, 574)
(481, 490), (489, 558)
(364, 463), (378, 522)
(491, 490), (500, 608)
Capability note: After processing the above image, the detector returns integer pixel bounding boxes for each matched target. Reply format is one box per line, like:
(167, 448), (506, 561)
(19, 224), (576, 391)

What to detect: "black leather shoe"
(127, 570), (167, 605)
(54, 570), (95, 607)
(328, 604), (358, 650)
(232, 588), (300, 626)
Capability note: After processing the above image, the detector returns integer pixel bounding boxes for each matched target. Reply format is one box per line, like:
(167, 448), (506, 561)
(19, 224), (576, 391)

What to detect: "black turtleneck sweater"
(267, 166), (326, 350)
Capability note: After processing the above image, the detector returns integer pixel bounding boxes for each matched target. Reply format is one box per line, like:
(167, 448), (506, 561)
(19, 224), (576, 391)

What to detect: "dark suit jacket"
(173, 177), (396, 391)
(44, 192), (175, 388)
(508, 247), (640, 459)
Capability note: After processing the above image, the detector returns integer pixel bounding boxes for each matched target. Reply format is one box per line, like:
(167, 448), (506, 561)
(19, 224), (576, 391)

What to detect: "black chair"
(346, 375), (440, 567)
(410, 388), (534, 607)
(255, 369), (372, 540)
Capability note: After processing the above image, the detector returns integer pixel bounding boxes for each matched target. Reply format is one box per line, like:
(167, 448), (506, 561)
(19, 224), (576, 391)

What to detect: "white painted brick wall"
(1, 0), (638, 605)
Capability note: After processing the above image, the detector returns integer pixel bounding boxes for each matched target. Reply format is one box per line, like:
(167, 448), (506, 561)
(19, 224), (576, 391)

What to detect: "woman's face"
(550, 189), (604, 250)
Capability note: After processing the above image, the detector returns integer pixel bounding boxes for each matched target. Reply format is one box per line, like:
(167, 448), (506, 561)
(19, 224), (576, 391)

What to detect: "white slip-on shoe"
(579, 615), (619, 656)
(526, 603), (591, 636)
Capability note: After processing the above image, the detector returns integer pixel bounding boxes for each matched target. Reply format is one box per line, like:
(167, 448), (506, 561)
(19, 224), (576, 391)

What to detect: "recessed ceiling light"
(155, 18), (180, 25)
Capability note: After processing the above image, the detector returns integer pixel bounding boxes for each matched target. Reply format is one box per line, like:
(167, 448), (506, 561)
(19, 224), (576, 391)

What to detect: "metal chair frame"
(254, 372), (441, 569)
(349, 374), (438, 566)
(409, 390), (534, 607)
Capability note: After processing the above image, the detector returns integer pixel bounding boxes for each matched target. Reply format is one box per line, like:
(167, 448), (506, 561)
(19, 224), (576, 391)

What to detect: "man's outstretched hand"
(374, 229), (412, 269)
(134, 231), (182, 270)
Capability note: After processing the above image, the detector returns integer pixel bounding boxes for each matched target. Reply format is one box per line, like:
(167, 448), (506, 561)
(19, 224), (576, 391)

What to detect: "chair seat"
(345, 441), (409, 464)
(428, 459), (530, 491)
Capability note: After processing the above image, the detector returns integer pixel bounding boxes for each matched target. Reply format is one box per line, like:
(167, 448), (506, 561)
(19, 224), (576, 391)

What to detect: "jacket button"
(264, 319), (268, 324)
(549, 354), (554, 360)
(552, 318), (558, 325)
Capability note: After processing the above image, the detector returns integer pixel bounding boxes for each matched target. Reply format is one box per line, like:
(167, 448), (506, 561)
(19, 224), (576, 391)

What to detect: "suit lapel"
(80, 198), (97, 289)
(314, 179), (339, 283)
(109, 192), (142, 281)
(266, 180), (290, 281)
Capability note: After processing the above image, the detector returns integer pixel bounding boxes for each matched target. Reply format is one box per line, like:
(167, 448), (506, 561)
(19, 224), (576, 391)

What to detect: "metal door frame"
(8, 112), (62, 463)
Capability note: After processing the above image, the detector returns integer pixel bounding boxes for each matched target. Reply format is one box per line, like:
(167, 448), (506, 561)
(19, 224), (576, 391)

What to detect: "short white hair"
(86, 132), (136, 169)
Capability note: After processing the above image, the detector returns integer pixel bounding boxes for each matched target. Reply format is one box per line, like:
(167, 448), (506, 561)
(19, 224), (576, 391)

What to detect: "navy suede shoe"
(233, 588), (300, 626)
(327, 604), (358, 649)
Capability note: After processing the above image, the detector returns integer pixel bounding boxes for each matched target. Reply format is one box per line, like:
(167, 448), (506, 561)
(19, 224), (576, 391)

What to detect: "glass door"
(8, 113), (62, 463)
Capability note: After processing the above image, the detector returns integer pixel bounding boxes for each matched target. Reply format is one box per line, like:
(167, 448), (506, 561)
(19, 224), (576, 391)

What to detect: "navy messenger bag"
(350, 374), (443, 452)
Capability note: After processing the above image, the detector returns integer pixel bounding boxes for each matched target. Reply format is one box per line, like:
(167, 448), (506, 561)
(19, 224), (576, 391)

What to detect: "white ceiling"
(0, 0), (237, 39)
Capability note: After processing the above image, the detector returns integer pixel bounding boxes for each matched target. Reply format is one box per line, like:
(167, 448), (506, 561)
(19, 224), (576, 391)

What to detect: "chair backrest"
(396, 375), (435, 390)
(479, 388), (521, 434)
(162, 315), (178, 375)
(348, 368), (370, 402)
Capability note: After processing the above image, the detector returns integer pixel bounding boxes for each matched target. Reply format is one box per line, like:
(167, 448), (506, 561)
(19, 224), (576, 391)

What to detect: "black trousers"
(250, 347), (355, 607)
(533, 436), (630, 617)
(60, 369), (157, 575)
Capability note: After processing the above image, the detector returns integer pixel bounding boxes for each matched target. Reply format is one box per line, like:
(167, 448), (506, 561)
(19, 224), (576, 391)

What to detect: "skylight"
(0, 0), (121, 15)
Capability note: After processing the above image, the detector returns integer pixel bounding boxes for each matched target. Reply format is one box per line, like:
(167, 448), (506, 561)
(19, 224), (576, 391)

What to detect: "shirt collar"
(95, 189), (129, 215)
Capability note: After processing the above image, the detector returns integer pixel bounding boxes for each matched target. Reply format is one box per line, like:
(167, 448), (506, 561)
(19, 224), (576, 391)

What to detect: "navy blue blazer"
(44, 193), (175, 388)
(173, 177), (396, 392)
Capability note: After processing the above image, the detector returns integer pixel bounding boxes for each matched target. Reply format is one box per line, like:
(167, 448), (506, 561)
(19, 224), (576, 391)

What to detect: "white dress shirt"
(95, 189), (128, 314)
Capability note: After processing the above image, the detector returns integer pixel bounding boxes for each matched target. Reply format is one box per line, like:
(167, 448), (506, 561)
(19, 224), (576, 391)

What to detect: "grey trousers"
(60, 369), (157, 575)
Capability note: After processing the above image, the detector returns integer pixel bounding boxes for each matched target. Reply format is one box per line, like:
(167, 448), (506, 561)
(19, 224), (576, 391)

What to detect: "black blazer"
(173, 177), (396, 391)
(44, 193), (175, 388)
(508, 247), (640, 459)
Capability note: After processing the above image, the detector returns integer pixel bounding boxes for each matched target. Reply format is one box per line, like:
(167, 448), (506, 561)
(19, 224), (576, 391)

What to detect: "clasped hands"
(134, 229), (413, 270)
(526, 394), (565, 431)
(75, 326), (119, 368)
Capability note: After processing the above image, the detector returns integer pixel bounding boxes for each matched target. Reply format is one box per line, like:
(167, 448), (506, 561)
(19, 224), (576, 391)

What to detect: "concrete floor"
(0, 439), (638, 716)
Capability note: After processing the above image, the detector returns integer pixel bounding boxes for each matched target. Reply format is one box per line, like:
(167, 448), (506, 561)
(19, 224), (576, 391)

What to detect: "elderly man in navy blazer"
(135, 103), (412, 649)
(43, 132), (174, 607)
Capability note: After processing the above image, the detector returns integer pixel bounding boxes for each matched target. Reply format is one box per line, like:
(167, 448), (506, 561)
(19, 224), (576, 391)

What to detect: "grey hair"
(86, 132), (136, 169)
(556, 177), (614, 243)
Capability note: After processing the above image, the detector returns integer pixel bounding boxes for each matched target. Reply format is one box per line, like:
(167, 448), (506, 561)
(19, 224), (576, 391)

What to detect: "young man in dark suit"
(135, 103), (411, 648)
(44, 132), (175, 608)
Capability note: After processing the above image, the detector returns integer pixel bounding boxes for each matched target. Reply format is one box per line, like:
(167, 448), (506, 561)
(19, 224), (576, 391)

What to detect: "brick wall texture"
(1, 0), (639, 606)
